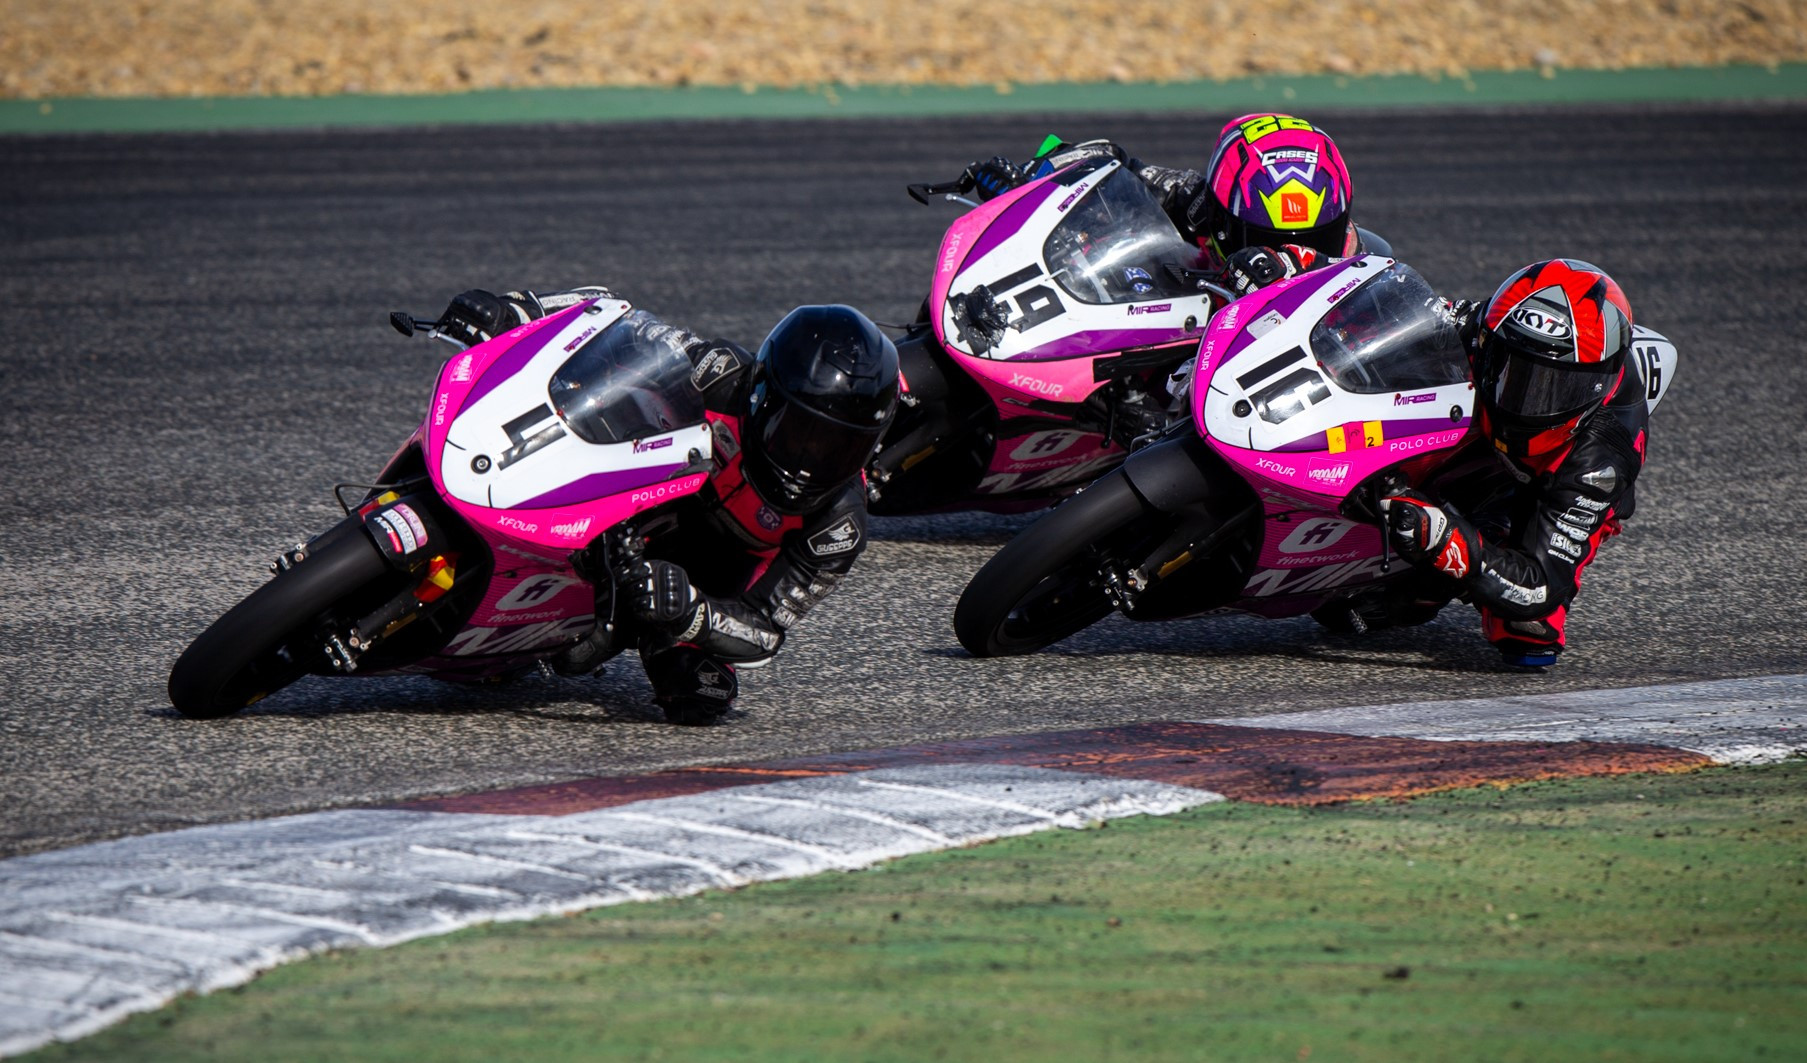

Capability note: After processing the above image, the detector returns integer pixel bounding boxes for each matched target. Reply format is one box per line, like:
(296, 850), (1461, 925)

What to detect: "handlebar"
(907, 173), (981, 209)
(389, 311), (473, 351)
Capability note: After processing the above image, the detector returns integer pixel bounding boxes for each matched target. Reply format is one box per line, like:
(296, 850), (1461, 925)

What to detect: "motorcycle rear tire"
(167, 518), (391, 719)
(954, 470), (1153, 658)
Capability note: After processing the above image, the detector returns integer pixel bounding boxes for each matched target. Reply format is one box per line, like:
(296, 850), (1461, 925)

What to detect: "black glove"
(1223, 246), (1303, 296)
(1383, 489), (1474, 579)
(630, 559), (704, 635)
(434, 289), (512, 347)
(965, 156), (1026, 201)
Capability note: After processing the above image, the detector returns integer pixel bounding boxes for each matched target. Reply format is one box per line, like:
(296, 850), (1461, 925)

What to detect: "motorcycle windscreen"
(549, 314), (706, 444)
(1306, 264), (1472, 394)
(1041, 169), (1207, 305)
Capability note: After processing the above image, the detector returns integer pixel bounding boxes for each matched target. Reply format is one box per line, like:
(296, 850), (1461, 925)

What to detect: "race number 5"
(498, 403), (567, 470)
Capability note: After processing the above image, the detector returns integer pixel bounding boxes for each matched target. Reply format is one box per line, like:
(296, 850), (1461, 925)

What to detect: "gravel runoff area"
(3, 0), (1805, 100)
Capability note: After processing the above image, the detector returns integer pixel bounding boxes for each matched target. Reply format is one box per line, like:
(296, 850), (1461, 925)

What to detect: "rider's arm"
(1461, 401), (1648, 621)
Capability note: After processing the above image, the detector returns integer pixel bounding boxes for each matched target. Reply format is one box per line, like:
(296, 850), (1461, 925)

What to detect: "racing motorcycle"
(866, 155), (1225, 515)
(168, 296), (719, 718)
(952, 255), (1678, 656)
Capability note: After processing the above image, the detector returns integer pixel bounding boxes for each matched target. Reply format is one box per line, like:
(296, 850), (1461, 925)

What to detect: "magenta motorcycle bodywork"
(168, 297), (717, 716)
(953, 255), (1678, 656)
(867, 155), (1223, 515)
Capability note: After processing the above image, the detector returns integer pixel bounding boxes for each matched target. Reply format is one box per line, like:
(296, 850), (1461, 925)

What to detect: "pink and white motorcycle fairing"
(168, 297), (717, 717)
(953, 255), (1677, 657)
(868, 155), (1223, 514)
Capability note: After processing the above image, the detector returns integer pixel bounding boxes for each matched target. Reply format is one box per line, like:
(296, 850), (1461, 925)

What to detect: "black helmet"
(1476, 259), (1633, 461)
(744, 305), (900, 513)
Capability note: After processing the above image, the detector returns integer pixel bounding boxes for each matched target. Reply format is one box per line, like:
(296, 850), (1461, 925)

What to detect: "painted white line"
(0, 764), (1216, 1058)
(1207, 674), (1807, 764)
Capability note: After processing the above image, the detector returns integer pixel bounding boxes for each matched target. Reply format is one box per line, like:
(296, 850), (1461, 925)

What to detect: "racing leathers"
(435, 286), (871, 722)
(1382, 347), (1651, 666)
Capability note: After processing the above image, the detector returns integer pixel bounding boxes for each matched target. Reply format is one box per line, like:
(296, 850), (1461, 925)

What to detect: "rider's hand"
(1444, 298), (1484, 351)
(1223, 246), (1304, 296)
(433, 289), (513, 347)
(630, 559), (705, 635)
(965, 156), (1026, 201)
(1383, 489), (1474, 579)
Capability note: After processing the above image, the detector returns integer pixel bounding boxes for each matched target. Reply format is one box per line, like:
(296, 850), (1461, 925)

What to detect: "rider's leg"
(641, 643), (739, 725)
(1481, 605), (1566, 668)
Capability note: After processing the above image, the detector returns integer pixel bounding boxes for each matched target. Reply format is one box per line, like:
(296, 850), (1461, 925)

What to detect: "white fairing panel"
(1628, 324), (1677, 415)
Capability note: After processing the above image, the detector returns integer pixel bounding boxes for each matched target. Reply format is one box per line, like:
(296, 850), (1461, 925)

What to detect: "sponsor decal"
(433, 391), (450, 427)
(1307, 461), (1352, 487)
(1326, 276), (1364, 303)
(1009, 372), (1064, 398)
(1510, 305), (1571, 338)
(1280, 192), (1309, 224)
(494, 573), (583, 612)
(1327, 421), (1384, 453)
(756, 504), (783, 531)
(550, 516), (593, 540)
(1548, 531), (1583, 560)
(1214, 302), (1241, 331)
(708, 610), (781, 652)
(808, 516), (862, 557)
(1008, 430), (1083, 462)
(443, 615), (596, 657)
(495, 514), (538, 534)
(629, 473), (707, 508)
(939, 231), (965, 275)
(450, 354), (475, 383)
(1571, 495), (1609, 512)
(690, 348), (739, 392)
(1247, 309), (1286, 338)
(1255, 457), (1296, 477)
(1277, 518), (1355, 554)
(1385, 428), (1465, 455)
(1489, 571), (1549, 607)
(1127, 303), (1173, 316)
(1244, 555), (1390, 598)
(1260, 147), (1320, 182)
(373, 509), (419, 555)
(975, 450), (1121, 495)
(1393, 391), (1436, 405)
(1056, 180), (1092, 212)
(633, 436), (675, 454)
(563, 326), (599, 352)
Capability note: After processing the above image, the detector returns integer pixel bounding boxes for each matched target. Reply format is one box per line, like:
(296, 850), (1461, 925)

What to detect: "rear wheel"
(954, 471), (1167, 657)
(168, 517), (392, 718)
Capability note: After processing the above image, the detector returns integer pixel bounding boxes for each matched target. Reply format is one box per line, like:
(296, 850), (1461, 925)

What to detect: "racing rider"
(434, 287), (900, 723)
(960, 112), (1379, 297)
(1378, 259), (1650, 668)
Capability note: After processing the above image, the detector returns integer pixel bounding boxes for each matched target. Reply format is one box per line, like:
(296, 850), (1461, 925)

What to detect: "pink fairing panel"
(422, 303), (709, 554)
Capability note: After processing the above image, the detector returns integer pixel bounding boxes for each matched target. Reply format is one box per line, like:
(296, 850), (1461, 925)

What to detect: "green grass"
(37, 763), (1807, 1062)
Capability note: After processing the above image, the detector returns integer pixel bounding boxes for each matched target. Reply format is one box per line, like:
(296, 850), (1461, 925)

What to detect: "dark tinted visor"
(755, 394), (885, 494)
(1489, 349), (1619, 425)
(1228, 213), (1350, 258)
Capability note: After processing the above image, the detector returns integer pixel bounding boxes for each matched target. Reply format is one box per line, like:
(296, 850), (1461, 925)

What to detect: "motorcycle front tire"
(954, 469), (1157, 658)
(167, 516), (391, 719)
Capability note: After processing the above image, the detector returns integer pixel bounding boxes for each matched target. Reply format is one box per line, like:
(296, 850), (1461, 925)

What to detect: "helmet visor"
(1223, 212), (1351, 259)
(753, 393), (884, 504)
(1487, 347), (1620, 426)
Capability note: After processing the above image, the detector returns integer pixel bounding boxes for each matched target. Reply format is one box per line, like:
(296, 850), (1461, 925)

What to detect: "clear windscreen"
(548, 313), (706, 445)
(1042, 168), (1207, 305)
(1307, 263), (1472, 394)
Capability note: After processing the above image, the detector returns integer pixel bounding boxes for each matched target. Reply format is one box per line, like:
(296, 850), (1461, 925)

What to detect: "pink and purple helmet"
(1200, 113), (1357, 260)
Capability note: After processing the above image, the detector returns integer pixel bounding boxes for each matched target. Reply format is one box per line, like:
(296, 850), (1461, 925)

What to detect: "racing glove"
(965, 156), (1027, 200)
(1223, 246), (1306, 295)
(629, 559), (705, 639)
(433, 289), (535, 347)
(1383, 489), (1477, 581)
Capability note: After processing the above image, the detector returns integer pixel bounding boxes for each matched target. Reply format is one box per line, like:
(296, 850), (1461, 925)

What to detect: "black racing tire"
(954, 470), (1158, 658)
(167, 518), (392, 719)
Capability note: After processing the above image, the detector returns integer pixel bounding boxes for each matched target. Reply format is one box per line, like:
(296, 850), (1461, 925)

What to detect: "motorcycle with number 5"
(168, 297), (723, 718)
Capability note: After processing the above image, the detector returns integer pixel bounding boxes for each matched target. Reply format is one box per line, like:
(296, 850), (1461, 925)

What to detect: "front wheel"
(168, 517), (392, 718)
(954, 470), (1163, 657)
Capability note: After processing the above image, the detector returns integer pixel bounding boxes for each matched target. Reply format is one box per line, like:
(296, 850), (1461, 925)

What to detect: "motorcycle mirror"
(389, 311), (416, 337)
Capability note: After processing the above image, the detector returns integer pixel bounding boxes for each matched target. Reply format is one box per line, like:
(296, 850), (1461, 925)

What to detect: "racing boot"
(644, 644), (738, 725)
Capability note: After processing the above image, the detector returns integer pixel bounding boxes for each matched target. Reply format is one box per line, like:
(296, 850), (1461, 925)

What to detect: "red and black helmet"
(1476, 259), (1633, 459)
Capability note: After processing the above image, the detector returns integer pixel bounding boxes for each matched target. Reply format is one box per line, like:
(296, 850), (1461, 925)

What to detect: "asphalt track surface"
(3, 103), (1804, 859)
